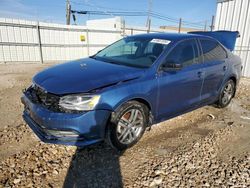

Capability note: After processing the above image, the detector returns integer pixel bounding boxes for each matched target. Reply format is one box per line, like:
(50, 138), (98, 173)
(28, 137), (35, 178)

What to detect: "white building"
(215, 0), (250, 77)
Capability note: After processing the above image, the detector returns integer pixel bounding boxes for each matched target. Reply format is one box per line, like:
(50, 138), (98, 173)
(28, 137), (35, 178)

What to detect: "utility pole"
(147, 19), (151, 33)
(210, 15), (215, 31)
(146, 0), (152, 32)
(66, 0), (71, 25)
(178, 18), (182, 33)
(204, 20), (207, 31)
(122, 19), (126, 36)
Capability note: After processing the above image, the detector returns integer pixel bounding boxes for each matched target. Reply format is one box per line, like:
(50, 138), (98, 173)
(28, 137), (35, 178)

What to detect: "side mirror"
(161, 61), (183, 72)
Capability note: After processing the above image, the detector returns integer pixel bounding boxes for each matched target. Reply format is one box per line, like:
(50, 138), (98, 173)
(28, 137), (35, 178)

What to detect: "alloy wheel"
(116, 109), (144, 145)
(221, 81), (234, 105)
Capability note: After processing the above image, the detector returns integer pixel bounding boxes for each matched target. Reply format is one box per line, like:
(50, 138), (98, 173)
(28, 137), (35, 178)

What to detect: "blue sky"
(0, 0), (217, 29)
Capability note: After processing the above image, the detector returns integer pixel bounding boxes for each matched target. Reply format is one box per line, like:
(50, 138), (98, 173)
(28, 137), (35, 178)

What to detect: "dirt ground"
(0, 63), (249, 187)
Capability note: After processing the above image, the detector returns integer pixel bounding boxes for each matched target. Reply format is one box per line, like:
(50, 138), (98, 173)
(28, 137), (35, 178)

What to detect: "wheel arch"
(105, 96), (153, 131)
(130, 98), (152, 111)
(229, 75), (237, 85)
(227, 75), (237, 97)
(112, 96), (153, 112)
(104, 97), (153, 147)
(219, 74), (237, 95)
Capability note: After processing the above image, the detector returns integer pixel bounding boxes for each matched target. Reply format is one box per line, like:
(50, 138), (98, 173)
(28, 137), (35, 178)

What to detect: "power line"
(70, 0), (142, 12)
(70, 0), (207, 27)
(69, 0), (207, 29)
(71, 10), (205, 28)
(70, 10), (147, 16)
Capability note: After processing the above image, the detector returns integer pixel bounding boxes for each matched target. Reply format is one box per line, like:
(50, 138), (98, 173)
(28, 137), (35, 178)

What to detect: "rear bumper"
(21, 94), (111, 147)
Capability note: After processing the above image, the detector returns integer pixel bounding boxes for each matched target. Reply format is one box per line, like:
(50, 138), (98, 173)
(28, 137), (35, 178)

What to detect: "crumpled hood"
(33, 58), (145, 95)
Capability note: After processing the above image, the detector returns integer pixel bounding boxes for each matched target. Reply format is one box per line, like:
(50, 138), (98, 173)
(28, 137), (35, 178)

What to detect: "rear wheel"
(106, 101), (149, 151)
(216, 79), (236, 108)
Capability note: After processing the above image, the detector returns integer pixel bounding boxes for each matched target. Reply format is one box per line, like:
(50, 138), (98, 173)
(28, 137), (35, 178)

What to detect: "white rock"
(13, 178), (21, 184)
(52, 170), (59, 175)
(153, 176), (162, 185)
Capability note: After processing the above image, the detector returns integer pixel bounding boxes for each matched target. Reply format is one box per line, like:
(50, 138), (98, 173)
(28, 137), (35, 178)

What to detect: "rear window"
(200, 39), (227, 62)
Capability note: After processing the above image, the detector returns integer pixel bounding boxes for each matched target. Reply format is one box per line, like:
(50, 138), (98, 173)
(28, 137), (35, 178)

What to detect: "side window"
(165, 39), (199, 67)
(200, 39), (227, 62)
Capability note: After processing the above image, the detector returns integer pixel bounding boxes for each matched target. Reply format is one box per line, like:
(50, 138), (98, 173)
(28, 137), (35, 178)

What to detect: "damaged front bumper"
(21, 94), (111, 147)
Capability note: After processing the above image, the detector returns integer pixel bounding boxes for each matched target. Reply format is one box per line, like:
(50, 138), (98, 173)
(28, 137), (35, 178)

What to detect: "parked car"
(21, 31), (242, 150)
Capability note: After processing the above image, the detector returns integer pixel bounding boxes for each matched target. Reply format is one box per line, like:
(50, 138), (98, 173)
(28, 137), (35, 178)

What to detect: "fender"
(113, 95), (153, 113)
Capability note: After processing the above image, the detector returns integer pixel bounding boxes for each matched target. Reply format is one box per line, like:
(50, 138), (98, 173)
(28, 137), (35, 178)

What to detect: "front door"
(156, 39), (203, 121)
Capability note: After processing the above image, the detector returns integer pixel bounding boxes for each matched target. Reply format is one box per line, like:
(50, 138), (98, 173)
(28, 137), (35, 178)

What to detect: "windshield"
(93, 37), (171, 68)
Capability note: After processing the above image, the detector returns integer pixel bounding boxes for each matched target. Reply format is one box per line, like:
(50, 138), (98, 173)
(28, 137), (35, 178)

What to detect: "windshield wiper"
(92, 56), (148, 69)
(89, 55), (96, 59)
(93, 56), (121, 65)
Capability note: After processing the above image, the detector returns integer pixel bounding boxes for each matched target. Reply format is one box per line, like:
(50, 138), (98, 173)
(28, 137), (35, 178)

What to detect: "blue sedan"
(21, 31), (242, 150)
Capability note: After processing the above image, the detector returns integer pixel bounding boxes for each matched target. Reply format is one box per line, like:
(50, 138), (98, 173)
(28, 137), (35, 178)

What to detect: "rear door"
(157, 39), (203, 121)
(198, 39), (228, 103)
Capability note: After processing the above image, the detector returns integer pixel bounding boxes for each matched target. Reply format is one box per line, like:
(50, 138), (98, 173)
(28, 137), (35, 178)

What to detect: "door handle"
(223, 66), (227, 71)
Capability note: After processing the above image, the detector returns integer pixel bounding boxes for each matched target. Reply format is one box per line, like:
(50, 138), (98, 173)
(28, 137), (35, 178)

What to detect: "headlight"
(59, 95), (100, 111)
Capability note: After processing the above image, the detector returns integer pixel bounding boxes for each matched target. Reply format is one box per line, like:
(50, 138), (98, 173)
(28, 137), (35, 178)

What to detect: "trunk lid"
(189, 30), (240, 51)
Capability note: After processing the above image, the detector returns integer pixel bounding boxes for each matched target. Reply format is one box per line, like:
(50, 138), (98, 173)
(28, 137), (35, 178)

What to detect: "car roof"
(128, 32), (213, 42)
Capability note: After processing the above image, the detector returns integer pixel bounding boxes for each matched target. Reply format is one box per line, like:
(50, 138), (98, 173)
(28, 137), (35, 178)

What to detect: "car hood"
(33, 58), (145, 95)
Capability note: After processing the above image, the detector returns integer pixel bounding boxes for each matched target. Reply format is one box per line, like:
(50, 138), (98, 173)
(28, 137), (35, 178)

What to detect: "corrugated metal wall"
(0, 18), (41, 62)
(215, 0), (250, 77)
(0, 18), (170, 64)
(0, 18), (122, 63)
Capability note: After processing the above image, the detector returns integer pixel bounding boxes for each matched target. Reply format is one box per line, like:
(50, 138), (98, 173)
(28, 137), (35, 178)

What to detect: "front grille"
(25, 85), (61, 112)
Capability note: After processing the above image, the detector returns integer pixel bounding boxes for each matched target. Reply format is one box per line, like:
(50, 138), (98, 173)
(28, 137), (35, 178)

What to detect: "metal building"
(215, 0), (250, 77)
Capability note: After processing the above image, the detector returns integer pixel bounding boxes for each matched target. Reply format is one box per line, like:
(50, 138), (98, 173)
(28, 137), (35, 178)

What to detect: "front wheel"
(216, 79), (236, 108)
(106, 101), (149, 151)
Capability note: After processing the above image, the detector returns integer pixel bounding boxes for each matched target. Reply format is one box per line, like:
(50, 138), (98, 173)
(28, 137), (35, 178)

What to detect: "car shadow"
(63, 142), (123, 188)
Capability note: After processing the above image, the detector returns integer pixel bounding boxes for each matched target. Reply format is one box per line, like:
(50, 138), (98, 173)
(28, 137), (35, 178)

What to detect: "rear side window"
(200, 39), (227, 62)
(165, 39), (199, 67)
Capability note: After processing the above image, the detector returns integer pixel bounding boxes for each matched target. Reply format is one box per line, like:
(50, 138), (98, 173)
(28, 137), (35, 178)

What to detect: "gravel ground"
(0, 63), (249, 187)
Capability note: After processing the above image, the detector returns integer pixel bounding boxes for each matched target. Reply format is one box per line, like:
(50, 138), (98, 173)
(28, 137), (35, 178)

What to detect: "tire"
(106, 101), (149, 151)
(216, 79), (236, 108)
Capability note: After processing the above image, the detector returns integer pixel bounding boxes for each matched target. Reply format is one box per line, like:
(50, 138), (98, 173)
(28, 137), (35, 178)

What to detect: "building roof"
(128, 32), (209, 41)
(159, 26), (202, 32)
